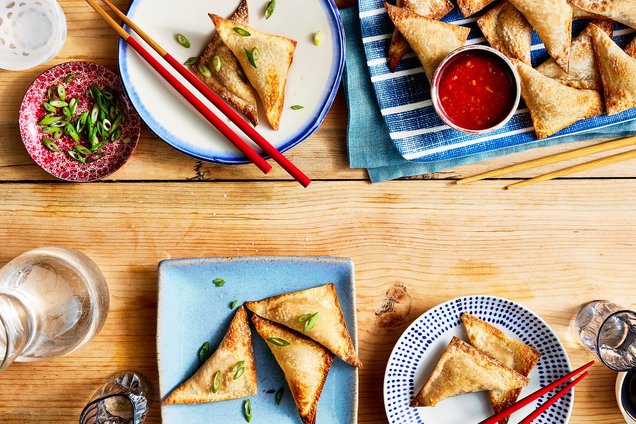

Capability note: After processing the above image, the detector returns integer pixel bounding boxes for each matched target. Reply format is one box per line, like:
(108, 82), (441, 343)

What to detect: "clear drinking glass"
(574, 300), (636, 371)
(80, 371), (152, 424)
(0, 247), (109, 372)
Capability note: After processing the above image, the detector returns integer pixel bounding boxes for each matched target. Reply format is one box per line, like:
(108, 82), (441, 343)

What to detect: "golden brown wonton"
(570, 0), (636, 29)
(388, 0), (454, 72)
(477, 0), (533, 65)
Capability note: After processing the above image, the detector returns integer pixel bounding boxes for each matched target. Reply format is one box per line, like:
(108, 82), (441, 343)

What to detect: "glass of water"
(574, 300), (636, 371)
(80, 371), (152, 424)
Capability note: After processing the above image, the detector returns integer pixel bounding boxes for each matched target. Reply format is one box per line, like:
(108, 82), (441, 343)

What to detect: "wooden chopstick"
(457, 135), (636, 185)
(478, 360), (594, 424)
(506, 148), (636, 190)
(518, 371), (588, 424)
(96, 0), (312, 188)
(84, 0), (273, 176)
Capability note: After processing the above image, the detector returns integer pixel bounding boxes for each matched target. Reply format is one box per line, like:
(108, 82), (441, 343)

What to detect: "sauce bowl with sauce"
(431, 45), (520, 135)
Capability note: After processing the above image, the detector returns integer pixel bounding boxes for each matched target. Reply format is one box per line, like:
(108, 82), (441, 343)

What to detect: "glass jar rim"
(597, 309), (636, 372)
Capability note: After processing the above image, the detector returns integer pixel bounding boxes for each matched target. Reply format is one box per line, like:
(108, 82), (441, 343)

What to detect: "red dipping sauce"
(434, 49), (517, 132)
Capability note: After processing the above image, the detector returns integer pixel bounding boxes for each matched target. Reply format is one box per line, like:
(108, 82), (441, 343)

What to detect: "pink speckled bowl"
(19, 61), (141, 182)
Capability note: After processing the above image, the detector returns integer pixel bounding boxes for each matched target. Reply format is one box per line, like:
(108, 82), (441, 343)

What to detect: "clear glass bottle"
(0, 247), (109, 372)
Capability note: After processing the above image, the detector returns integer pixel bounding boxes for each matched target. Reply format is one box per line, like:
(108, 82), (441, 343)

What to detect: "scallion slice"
(265, 0), (276, 19)
(176, 33), (191, 48)
(63, 73), (77, 83)
(212, 55), (222, 72)
(42, 138), (59, 152)
(275, 387), (284, 405)
(198, 342), (210, 363)
(304, 312), (318, 332)
(198, 64), (212, 78)
(244, 48), (257, 69)
(184, 57), (198, 66)
(243, 399), (252, 422)
(233, 27), (251, 36)
(213, 278), (226, 287)
(212, 370), (221, 393)
(57, 84), (66, 101)
(68, 150), (86, 163)
(266, 337), (290, 346)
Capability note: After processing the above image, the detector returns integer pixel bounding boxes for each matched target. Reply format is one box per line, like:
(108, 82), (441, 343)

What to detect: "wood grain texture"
(0, 182), (633, 423)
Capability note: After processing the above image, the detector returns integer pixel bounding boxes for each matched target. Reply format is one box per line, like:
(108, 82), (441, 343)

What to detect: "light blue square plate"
(157, 256), (359, 424)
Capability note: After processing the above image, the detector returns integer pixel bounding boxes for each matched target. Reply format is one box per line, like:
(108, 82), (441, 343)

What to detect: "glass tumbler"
(0, 247), (109, 373)
(80, 371), (152, 424)
(574, 300), (636, 371)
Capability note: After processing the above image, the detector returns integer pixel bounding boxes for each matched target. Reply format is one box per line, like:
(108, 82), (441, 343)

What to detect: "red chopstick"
(98, 0), (311, 188)
(478, 360), (594, 424)
(87, 0), (311, 187)
(518, 371), (588, 424)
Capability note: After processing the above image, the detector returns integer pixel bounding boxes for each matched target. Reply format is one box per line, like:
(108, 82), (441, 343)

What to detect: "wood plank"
(0, 181), (632, 423)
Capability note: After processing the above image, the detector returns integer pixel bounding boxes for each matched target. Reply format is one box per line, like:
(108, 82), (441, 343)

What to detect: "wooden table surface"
(1, 1), (635, 423)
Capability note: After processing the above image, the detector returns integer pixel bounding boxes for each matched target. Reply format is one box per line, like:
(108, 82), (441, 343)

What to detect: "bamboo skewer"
(506, 148), (636, 189)
(97, 0), (311, 188)
(457, 135), (636, 185)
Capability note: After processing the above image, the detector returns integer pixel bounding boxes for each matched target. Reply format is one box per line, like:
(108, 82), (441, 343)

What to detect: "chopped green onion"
(47, 87), (54, 101)
(244, 48), (257, 69)
(102, 90), (113, 101)
(234, 366), (245, 380)
(103, 118), (112, 132)
(49, 121), (67, 128)
(243, 399), (252, 422)
(266, 337), (290, 346)
(57, 84), (66, 101)
(42, 102), (56, 113)
(91, 140), (108, 152)
(291, 105), (304, 110)
(213, 278), (226, 287)
(198, 342), (210, 363)
(212, 55), (222, 72)
(265, 0), (276, 19)
(85, 151), (106, 163)
(49, 100), (68, 108)
(68, 150), (86, 163)
(69, 98), (78, 115)
(91, 105), (99, 124)
(53, 130), (63, 139)
(212, 370), (221, 393)
(111, 128), (122, 141)
(275, 387), (284, 405)
(176, 33), (191, 48)
(41, 126), (59, 134)
(230, 300), (238, 309)
(38, 114), (61, 126)
(42, 138), (59, 152)
(304, 312), (318, 332)
(314, 30), (323, 46)
(251, 47), (260, 61)
(184, 57), (198, 65)
(62, 106), (72, 119)
(296, 313), (312, 323)
(233, 27), (251, 36)
(232, 361), (245, 373)
(197, 64), (212, 78)
(74, 145), (92, 156)
(63, 73), (77, 83)
(65, 122), (80, 143)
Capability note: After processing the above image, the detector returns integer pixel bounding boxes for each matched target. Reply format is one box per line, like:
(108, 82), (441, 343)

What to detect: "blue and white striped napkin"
(343, 5), (636, 182)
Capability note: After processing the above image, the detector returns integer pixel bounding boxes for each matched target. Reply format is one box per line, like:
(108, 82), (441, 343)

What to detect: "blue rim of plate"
(118, 0), (345, 165)
(383, 295), (573, 424)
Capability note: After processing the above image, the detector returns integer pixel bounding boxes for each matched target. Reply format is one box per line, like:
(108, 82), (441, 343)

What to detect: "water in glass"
(0, 247), (109, 370)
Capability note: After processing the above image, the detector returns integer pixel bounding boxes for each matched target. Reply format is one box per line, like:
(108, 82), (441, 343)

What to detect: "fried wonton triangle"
(192, 1), (259, 126)
(384, 3), (470, 83)
(411, 337), (530, 407)
(589, 24), (636, 115)
(536, 21), (614, 90)
(627, 36), (636, 59)
(163, 306), (257, 405)
(388, 0), (454, 72)
(251, 315), (334, 424)
(570, 0), (636, 29)
(573, 5), (604, 20)
(508, 0), (573, 72)
(211, 14), (297, 130)
(457, 0), (496, 18)
(245, 283), (362, 367)
(512, 59), (604, 139)
(477, 0), (533, 65)
(462, 314), (541, 424)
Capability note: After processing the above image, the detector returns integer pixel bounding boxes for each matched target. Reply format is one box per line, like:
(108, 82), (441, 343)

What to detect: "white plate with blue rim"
(118, 0), (344, 164)
(384, 295), (573, 424)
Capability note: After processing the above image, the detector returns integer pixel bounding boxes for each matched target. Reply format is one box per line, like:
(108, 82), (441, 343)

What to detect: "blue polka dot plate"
(384, 296), (573, 424)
